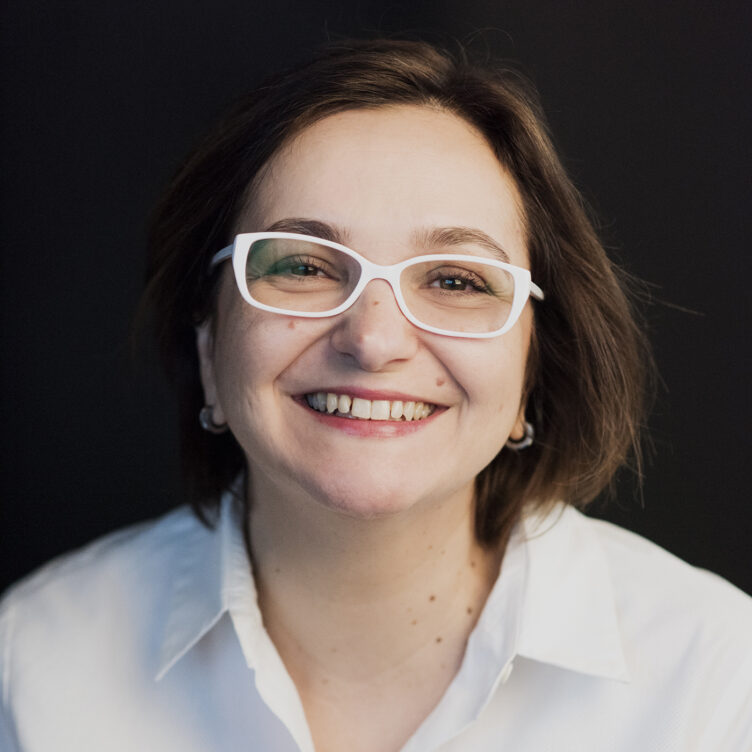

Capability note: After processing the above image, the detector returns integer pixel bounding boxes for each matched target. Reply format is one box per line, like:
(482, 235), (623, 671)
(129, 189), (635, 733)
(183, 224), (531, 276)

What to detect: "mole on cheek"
(373, 300), (380, 306)
(288, 321), (295, 329)
(436, 377), (445, 387)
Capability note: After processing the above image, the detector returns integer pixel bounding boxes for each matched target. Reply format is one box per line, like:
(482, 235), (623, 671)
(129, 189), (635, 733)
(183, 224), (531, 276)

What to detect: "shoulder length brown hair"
(139, 38), (652, 545)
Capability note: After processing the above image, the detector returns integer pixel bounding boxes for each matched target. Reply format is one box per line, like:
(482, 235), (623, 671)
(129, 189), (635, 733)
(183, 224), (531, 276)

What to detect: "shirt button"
(500, 661), (514, 684)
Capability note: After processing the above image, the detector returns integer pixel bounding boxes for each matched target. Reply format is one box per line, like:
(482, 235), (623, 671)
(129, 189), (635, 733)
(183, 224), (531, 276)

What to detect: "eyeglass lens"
(245, 237), (517, 334)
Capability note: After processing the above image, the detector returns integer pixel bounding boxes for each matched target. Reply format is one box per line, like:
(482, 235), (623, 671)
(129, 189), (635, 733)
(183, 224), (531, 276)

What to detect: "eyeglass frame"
(210, 231), (545, 339)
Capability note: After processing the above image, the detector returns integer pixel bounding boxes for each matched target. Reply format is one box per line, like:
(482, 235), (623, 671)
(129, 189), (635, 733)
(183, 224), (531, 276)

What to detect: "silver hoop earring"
(505, 421), (534, 450)
(199, 406), (228, 435)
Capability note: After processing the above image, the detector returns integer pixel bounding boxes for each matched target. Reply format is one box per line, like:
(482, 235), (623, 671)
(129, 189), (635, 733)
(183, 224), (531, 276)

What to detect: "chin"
(304, 475), (426, 521)
(321, 497), (412, 521)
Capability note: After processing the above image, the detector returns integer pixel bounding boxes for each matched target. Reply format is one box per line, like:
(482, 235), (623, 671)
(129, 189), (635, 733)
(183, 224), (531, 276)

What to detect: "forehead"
(244, 105), (528, 265)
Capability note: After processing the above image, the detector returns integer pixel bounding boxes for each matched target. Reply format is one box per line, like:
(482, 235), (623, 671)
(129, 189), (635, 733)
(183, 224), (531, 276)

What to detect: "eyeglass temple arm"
(210, 245), (234, 267)
(530, 282), (544, 301)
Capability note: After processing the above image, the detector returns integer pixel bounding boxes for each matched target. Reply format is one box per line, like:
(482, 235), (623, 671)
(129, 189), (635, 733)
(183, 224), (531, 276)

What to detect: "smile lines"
(305, 392), (435, 421)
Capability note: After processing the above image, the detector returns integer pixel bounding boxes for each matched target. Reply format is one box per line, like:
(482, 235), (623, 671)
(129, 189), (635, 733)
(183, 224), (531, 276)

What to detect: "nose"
(329, 279), (419, 371)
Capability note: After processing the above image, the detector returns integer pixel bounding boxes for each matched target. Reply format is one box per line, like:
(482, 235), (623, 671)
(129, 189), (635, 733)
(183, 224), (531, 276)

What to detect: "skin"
(197, 105), (534, 751)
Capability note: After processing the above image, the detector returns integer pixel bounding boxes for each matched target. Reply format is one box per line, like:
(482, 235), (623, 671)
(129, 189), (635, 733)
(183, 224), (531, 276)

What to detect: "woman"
(1, 39), (750, 752)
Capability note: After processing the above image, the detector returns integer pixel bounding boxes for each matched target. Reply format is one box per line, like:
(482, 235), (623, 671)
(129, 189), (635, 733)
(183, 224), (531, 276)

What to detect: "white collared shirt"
(1, 494), (750, 751)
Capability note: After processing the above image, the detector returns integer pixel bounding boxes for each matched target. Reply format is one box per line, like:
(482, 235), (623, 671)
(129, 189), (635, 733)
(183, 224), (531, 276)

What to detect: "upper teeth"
(305, 392), (435, 421)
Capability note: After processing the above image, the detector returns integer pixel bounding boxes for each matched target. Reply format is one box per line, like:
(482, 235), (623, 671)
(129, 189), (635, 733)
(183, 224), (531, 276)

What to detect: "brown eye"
(427, 268), (490, 294)
(261, 255), (337, 279)
(289, 263), (320, 276)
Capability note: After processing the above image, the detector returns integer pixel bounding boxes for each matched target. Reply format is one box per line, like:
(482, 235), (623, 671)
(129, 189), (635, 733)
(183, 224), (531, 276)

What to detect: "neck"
(246, 469), (503, 688)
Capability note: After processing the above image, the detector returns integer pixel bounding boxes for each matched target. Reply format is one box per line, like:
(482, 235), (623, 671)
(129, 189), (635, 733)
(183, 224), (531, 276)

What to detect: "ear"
(509, 403), (527, 442)
(195, 322), (227, 425)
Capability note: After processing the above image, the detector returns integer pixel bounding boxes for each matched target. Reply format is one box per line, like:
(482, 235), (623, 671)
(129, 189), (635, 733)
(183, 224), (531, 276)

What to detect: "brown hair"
(139, 38), (652, 544)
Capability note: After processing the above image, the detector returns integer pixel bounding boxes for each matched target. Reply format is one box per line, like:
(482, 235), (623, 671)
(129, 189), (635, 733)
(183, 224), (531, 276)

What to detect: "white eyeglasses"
(210, 232), (544, 338)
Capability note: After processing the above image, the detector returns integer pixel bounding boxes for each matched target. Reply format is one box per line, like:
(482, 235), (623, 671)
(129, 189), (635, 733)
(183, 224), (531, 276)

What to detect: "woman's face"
(197, 105), (533, 518)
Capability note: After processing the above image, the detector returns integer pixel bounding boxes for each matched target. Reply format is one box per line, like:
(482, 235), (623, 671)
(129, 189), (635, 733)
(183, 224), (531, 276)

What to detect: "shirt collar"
(154, 493), (316, 752)
(514, 504), (631, 682)
(155, 491), (253, 681)
(155, 496), (629, 685)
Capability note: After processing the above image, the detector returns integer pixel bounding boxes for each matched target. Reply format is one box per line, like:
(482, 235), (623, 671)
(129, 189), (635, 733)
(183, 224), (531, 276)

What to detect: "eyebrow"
(412, 227), (511, 264)
(263, 218), (510, 263)
(264, 218), (350, 245)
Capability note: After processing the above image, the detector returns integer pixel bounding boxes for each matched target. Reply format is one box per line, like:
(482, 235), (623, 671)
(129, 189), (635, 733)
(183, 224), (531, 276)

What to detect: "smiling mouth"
(304, 392), (436, 421)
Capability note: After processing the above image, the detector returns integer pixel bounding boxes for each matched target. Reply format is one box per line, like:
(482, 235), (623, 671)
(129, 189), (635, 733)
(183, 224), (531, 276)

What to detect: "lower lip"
(294, 397), (444, 437)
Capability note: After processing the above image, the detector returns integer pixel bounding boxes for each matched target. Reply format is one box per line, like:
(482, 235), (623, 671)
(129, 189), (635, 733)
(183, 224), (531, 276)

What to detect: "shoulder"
(0, 504), (235, 750)
(519, 506), (752, 748)
(0, 506), (212, 689)
(523, 504), (752, 659)
(578, 510), (752, 745)
(1, 506), (206, 617)
(581, 511), (752, 631)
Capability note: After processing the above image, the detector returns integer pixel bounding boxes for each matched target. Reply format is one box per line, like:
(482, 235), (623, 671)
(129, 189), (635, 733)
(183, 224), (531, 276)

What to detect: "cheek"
(475, 362), (525, 418)
(441, 329), (530, 414)
(211, 305), (327, 410)
(210, 303), (269, 408)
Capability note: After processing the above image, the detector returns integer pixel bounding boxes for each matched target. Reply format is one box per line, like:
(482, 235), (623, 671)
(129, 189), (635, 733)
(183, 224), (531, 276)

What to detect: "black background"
(1, 1), (750, 595)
